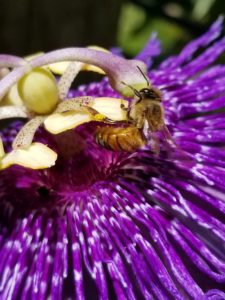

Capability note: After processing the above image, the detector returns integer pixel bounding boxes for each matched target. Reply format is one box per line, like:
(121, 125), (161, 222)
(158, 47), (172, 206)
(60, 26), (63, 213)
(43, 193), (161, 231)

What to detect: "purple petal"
(136, 32), (161, 68)
(159, 16), (224, 69)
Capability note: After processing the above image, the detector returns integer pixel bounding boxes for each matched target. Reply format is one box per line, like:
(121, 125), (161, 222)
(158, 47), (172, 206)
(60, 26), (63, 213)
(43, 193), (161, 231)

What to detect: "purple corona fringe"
(1, 18), (225, 299)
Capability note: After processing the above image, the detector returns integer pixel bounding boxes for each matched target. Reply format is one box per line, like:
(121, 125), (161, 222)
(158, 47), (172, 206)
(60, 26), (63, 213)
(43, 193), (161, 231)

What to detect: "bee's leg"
(136, 112), (145, 129)
(120, 103), (131, 120)
(12, 116), (45, 149)
(149, 132), (160, 156)
(54, 96), (112, 123)
(120, 103), (129, 111)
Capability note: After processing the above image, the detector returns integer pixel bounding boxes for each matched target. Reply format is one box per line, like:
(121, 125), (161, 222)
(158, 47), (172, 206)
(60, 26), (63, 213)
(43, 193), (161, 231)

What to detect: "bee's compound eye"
(140, 88), (161, 101)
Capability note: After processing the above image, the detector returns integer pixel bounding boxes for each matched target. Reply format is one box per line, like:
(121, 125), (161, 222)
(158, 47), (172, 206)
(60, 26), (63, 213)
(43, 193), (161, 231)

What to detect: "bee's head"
(135, 66), (162, 102)
(121, 66), (162, 102)
(138, 87), (162, 102)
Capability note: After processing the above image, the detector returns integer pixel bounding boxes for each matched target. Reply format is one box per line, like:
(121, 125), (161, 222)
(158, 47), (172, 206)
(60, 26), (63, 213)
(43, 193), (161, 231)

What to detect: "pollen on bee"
(93, 113), (106, 121)
(95, 125), (147, 152)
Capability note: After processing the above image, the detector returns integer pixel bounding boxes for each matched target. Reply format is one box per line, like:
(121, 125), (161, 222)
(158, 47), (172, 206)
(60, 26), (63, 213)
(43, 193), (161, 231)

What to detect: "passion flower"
(0, 18), (225, 299)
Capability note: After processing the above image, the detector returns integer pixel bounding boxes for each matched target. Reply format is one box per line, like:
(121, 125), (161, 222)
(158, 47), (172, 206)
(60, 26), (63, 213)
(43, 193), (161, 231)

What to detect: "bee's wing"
(161, 124), (177, 148)
(148, 131), (160, 156)
(160, 124), (194, 164)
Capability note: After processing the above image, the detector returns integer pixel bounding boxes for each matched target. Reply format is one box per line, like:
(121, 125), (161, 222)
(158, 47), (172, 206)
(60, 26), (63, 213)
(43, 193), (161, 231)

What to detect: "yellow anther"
(93, 113), (106, 121)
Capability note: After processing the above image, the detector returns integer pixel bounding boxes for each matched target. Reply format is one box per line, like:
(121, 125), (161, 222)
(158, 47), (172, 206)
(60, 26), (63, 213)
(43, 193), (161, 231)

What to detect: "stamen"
(0, 106), (28, 120)
(0, 55), (26, 68)
(12, 116), (45, 149)
(0, 48), (146, 170)
(57, 46), (109, 100)
(58, 62), (84, 100)
(0, 64), (31, 102)
(29, 49), (148, 97)
(55, 97), (94, 113)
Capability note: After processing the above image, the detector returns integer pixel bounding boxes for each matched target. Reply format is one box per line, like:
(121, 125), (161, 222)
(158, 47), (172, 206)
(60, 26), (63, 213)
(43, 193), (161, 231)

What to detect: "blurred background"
(0, 0), (224, 62)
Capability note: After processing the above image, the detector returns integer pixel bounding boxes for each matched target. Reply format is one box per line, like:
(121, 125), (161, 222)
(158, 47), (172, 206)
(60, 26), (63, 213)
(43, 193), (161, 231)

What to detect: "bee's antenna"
(121, 81), (141, 98)
(136, 66), (150, 86)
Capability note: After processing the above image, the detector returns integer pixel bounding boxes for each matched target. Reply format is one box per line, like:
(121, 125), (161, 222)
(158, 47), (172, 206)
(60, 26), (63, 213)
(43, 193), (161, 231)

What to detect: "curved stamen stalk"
(0, 48), (141, 170)
(44, 96), (129, 135)
(0, 48), (149, 101)
(52, 46), (108, 100)
(0, 106), (28, 119)
(0, 55), (26, 68)
(55, 97), (107, 120)
(0, 65), (31, 101)
(54, 96), (94, 113)
(58, 62), (84, 100)
(12, 116), (45, 149)
(10, 96), (121, 150)
(30, 49), (149, 97)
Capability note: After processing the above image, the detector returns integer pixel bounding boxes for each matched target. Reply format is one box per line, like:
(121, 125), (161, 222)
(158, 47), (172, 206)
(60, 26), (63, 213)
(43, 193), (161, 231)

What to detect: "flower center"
(3, 121), (125, 189)
(0, 121), (128, 222)
(48, 124), (125, 193)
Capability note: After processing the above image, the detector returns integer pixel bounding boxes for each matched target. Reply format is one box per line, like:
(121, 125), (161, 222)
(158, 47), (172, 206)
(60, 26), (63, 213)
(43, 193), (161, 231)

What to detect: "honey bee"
(120, 66), (176, 154)
(95, 66), (177, 154)
(95, 125), (146, 152)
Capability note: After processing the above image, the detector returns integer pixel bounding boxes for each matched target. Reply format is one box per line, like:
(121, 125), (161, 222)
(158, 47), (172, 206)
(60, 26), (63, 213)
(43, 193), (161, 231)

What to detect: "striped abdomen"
(95, 126), (146, 152)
